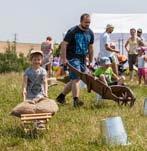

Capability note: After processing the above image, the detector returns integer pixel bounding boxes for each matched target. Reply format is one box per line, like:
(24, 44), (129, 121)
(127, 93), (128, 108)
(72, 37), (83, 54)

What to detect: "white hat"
(100, 57), (111, 65)
(106, 24), (114, 29)
(30, 50), (43, 57)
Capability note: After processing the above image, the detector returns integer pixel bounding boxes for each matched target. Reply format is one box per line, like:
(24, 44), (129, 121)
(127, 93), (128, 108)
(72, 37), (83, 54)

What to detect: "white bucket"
(101, 116), (130, 145)
(96, 93), (102, 100)
(144, 98), (147, 115)
(80, 80), (87, 89)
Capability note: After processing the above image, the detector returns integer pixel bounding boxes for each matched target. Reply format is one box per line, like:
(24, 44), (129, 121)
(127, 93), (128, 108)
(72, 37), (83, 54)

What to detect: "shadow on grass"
(90, 98), (134, 110)
(87, 136), (111, 150)
(87, 99), (117, 110)
(0, 125), (44, 140)
(88, 136), (133, 150)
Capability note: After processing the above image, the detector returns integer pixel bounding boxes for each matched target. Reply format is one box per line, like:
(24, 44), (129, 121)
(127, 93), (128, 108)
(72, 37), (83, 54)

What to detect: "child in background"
(144, 50), (147, 85)
(93, 57), (125, 86)
(137, 48), (147, 85)
(52, 55), (61, 78)
(137, 48), (144, 85)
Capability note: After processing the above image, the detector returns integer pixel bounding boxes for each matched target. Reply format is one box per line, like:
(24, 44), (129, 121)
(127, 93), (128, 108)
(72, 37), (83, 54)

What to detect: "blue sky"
(0, 0), (147, 43)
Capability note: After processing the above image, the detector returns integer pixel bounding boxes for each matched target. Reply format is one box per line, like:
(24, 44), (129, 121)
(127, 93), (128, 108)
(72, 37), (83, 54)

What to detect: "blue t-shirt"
(64, 26), (94, 60)
(24, 67), (47, 99)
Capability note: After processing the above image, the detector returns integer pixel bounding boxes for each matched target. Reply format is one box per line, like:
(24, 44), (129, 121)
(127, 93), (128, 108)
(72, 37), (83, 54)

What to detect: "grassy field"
(0, 73), (147, 151)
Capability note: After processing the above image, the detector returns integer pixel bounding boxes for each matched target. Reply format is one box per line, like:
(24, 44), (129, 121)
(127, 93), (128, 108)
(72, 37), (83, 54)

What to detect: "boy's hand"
(22, 90), (27, 101)
(28, 100), (35, 104)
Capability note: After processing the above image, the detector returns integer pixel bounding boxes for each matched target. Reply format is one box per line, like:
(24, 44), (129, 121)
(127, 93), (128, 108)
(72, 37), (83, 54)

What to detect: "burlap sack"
(11, 98), (59, 117)
(35, 98), (59, 114)
(11, 101), (36, 117)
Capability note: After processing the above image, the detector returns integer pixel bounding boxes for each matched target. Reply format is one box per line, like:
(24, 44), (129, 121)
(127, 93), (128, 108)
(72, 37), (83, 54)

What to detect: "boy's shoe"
(56, 93), (66, 104)
(73, 98), (84, 107)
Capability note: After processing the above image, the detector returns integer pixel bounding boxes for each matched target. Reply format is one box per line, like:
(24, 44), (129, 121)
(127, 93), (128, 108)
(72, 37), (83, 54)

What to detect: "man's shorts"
(68, 58), (86, 80)
(109, 54), (119, 64)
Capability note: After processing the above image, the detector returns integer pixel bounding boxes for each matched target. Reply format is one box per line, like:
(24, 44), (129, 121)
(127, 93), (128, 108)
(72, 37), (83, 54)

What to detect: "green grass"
(0, 73), (147, 151)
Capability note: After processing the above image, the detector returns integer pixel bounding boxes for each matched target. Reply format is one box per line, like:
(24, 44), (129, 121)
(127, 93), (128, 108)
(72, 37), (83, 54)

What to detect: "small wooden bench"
(21, 113), (53, 132)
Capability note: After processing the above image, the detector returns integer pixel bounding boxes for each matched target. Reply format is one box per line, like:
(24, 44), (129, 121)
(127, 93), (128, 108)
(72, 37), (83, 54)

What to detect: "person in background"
(144, 53), (147, 85)
(56, 13), (94, 107)
(99, 24), (119, 75)
(41, 36), (54, 77)
(137, 49), (145, 85)
(137, 28), (145, 42)
(116, 53), (128, 75)
(125, 28), (144, 81)
(52, 54), (61, 78)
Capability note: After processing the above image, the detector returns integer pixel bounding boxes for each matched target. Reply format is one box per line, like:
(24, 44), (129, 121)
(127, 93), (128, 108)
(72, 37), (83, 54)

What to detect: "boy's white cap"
(30, 50), (43, 56)
(100, 57), (111, 65)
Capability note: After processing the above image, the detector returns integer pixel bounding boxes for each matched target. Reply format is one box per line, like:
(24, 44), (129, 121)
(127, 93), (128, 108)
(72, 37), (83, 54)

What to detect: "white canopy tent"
(90, 13), (147, 58)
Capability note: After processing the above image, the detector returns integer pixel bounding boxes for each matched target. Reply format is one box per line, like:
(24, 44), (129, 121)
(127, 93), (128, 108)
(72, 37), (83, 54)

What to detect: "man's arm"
(60, 41), (68, 64)
(88, 44), (94, 63)
(125, 40), (129, 52)
(103, 34), (119, 53)
(105, 44), (119, 53)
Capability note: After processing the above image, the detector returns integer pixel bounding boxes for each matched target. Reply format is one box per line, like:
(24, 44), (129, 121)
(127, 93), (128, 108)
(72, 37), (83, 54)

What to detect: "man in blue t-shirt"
(56, 13), (94, 107)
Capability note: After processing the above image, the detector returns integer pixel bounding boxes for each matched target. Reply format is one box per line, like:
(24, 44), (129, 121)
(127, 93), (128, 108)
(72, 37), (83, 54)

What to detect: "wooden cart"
(67, 63), (135, 107)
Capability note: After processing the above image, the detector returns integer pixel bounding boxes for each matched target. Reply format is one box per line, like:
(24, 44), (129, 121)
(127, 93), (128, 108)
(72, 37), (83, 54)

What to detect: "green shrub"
(53, 43), (60, 57)
(0, 41), (29, 73)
